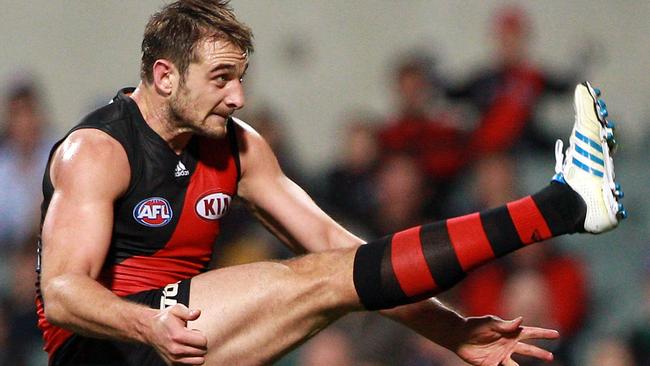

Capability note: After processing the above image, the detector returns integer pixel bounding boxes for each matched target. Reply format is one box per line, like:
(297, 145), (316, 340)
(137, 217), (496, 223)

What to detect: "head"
(492, 5), (531, 65)
(3, 80), (45, 151)
(242, 104), (286, 151)
(473, 153), (517, 208)
(502, 270), (551, 327)
(393, 53), (437, 117)
(340, 114), (379, 172)
(588, 338), (635, 366)
(140, 0), (254, 138)
(374, 153), (425, 233)
(299, 328), (354, 366)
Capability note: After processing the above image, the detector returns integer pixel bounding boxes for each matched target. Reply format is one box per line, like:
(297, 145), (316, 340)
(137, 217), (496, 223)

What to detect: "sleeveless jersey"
(36, 88), (241, 358)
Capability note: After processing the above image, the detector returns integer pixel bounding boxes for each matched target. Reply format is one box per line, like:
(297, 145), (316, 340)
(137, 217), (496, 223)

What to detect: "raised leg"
(188, 247), (360, 365)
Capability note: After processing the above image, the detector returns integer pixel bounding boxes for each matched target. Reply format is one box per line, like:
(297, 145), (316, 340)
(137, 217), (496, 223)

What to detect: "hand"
(146, 304), (208, 365)
(453, 316), (559, 366)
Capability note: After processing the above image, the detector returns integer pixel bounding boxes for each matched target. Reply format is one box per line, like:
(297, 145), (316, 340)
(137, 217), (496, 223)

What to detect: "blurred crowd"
(0, 5), (647, 366)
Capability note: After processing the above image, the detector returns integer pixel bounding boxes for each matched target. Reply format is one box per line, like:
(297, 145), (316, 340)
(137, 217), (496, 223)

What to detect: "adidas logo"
(174, 161), (190, 177)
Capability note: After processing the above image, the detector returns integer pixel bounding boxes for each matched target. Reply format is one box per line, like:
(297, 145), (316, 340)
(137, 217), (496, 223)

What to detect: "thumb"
(169, 304), (202, 322)
(187, 308), (202, 321)
(494, 316), (523, 333)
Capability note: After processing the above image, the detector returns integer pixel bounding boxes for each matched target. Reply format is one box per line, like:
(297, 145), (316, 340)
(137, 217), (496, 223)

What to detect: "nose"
(224, 80), (245, 111)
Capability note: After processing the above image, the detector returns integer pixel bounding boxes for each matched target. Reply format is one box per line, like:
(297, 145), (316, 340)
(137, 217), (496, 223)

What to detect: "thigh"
(187, 249), (359, 365)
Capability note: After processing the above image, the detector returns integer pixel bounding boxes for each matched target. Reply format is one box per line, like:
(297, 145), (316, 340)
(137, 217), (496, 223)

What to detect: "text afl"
(133, 197), (173, 227)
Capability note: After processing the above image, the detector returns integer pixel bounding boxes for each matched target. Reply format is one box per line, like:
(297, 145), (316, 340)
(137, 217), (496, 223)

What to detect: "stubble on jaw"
(167, 85), (230, 140)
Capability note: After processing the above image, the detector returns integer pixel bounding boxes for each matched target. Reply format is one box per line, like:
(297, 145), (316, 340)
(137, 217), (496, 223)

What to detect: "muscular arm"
(41, 129), (206, 363)
(40, 129), (148, 339)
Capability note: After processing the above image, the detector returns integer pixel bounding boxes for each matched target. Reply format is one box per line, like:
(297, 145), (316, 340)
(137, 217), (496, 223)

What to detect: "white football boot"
(552, 81), (626, 233)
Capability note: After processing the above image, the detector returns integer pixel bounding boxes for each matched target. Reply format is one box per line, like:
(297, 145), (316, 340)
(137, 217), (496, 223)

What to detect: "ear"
(152, 59), (177, 95)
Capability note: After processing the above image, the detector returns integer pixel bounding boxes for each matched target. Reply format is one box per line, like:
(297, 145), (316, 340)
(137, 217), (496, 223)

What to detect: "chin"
(194, 127), (226, 139)
(196, 115), (228, 138)
(197, 126), (228, 139)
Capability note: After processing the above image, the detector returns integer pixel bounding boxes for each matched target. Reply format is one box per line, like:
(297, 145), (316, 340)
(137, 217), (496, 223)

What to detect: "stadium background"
(0, 1), (649, 365)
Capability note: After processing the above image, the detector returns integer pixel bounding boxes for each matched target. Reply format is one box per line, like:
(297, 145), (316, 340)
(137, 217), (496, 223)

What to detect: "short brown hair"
(140, 0), (254, 84)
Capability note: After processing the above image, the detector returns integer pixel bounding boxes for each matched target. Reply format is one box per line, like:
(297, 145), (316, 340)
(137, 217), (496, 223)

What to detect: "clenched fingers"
(164, 338), (207, 365)
(168, 339), (208, 355)
(172, 328), (208, 350)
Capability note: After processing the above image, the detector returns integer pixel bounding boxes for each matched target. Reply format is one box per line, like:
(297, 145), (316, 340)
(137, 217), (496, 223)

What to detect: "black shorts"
(51, 279), (191, 366)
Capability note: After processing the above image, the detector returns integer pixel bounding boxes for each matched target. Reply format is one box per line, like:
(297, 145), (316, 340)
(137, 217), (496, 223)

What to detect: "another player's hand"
(453, 315), (559, 366)
(146, 304), (208, 365)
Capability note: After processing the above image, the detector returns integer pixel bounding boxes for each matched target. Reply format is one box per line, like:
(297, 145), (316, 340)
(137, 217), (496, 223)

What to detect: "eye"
(213, 74), (228, 87)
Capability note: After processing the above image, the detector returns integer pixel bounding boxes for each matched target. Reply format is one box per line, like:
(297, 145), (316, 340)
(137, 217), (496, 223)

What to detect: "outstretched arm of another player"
(40, 129), (207, 365)
(234, 120), (559, 365)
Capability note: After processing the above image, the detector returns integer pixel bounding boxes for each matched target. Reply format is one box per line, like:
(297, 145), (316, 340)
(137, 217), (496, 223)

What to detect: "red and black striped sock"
(353, 182), (586, 310)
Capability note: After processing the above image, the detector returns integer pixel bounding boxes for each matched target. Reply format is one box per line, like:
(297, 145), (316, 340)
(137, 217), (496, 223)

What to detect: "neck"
(130, 82), (192, 154)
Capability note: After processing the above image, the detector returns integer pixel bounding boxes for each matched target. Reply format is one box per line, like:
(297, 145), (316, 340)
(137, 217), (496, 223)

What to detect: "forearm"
(43, 272), (155, 344)
(380, 298), (467, 352)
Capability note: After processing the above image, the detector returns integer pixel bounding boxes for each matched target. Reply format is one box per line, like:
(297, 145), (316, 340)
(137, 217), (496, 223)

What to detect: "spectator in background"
(446, 5), (578, 156)
(0, 80), (53, 362)
(379, 52), (469, 219)
(0, 78), (52, 251)
(324, 115), (380, 228)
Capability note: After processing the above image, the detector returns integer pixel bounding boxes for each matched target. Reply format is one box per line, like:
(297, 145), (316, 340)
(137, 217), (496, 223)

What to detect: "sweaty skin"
(41, 39), (558, 366)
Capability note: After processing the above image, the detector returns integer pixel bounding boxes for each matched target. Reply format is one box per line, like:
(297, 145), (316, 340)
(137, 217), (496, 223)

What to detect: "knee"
(281, 249), (358, 311)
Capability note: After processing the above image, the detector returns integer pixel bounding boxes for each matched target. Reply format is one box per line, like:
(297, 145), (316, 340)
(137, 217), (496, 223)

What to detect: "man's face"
(397, 70), (431, 116)
(495, 28), (527, 65)
(169, 39), (248, 138)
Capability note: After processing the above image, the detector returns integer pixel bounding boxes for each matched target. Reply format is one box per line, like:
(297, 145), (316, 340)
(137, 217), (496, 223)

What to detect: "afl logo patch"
(133, 197), (173, 227)
(196, 192), (231, 220)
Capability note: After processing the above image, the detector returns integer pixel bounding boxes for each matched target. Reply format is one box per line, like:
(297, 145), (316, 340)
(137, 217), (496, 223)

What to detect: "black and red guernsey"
(36, 88), (241, 358)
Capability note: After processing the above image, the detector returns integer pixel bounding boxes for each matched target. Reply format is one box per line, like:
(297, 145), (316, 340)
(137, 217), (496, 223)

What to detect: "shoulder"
(229, 117), (283, 188)
(230, 117), (275, 160)
(50, 128), (130, 197)
(58, 128), (126, 160)
(230, 117), (263, 144)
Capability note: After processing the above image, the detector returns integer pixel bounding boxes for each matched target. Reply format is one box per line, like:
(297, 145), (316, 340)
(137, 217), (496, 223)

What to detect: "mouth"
(211, 110), (232, 119)
(203, 114), (230, 129)
(206, 113), (225, 121)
